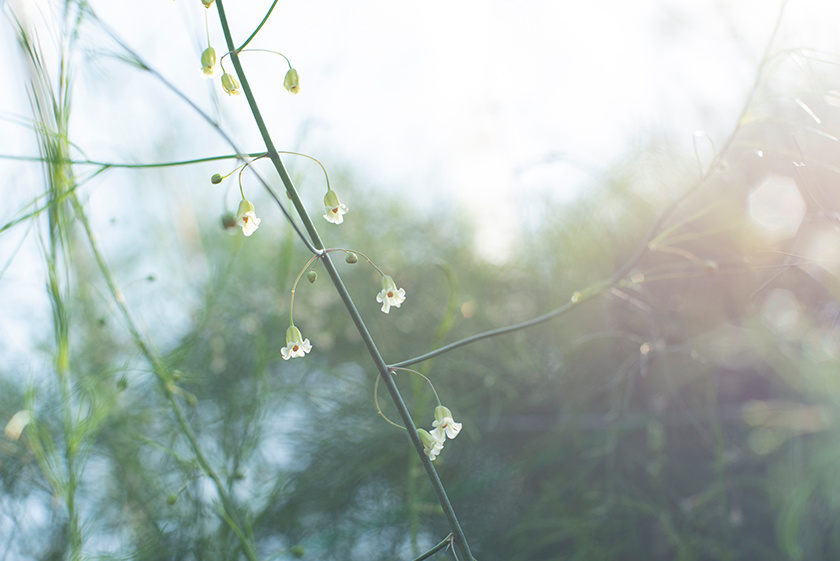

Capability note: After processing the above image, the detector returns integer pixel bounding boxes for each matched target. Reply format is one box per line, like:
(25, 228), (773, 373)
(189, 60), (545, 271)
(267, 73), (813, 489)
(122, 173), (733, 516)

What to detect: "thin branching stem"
(95, 19), (319, 254)
(214, 1), (474, 558)
(409, 533), (453, 561)
(235, 0), (281, 53)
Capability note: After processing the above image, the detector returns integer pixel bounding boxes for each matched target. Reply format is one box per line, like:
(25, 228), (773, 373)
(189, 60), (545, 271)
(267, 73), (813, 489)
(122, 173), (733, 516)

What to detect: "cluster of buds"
(204, 47), (298, 97)
(417, 406), (462, 461)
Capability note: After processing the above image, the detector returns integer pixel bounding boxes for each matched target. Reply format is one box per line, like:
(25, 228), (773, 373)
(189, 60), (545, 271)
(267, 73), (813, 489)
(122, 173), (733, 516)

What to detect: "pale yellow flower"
(284, 68), (300, 94)
(221, 72), (240, 95)
(201, 47), (216, 77)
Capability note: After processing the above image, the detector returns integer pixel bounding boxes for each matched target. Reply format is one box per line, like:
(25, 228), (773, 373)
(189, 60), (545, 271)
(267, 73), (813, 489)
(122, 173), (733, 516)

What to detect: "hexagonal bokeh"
(748, 174), (806, 242)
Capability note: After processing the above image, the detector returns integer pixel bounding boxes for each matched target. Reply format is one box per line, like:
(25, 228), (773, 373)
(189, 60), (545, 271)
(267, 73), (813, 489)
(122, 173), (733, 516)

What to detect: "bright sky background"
(80, 0), (840, 255)
(2, 0), (840, 365)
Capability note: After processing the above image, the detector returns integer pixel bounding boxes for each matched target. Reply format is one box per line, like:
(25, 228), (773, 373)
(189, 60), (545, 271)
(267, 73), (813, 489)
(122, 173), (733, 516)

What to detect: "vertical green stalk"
(47, 143), (82, 561)
(214, 2), (474, 558)
(14, 7), (84, 557)
(11, 7), (257, 560)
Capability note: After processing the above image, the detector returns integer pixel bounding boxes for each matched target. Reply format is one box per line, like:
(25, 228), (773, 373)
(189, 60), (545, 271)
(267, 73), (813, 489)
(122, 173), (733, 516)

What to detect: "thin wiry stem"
(0, 152), (261, 168)
(235, 0), (281, 53)
(409, 534), (453, 561)
(214, 1), (474, 558)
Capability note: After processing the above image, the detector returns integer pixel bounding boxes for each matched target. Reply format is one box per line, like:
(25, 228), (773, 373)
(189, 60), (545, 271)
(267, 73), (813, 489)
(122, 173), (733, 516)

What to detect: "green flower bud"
(221, 212), (237, 230)
(221, 72), (240, 96)
(324, 189), (339, 208)
(291, 545), (305, 557)
(201, 46), (216, 76)
(345, 251), (358, 264)
(166, 493), (178, 505)
(284, 68), (300, 94)
(307, 270), (318, 283)
(211, 173), (223, 184)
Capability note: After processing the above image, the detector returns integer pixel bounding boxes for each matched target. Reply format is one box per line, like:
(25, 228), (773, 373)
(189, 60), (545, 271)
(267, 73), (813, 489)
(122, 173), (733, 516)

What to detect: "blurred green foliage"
(5, 122), (840, 560)
(4, 3), (840, 561)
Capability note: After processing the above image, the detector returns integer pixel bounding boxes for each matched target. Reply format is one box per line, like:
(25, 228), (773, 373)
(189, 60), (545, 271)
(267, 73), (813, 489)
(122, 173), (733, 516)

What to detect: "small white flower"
(376, 275), (406, 314)
(430, 405), (462, 441)
(281, 326), (312, 360)
(417, 428), (445, 461)
(322, 190), (348, 224)
(236, 199), (261, 236)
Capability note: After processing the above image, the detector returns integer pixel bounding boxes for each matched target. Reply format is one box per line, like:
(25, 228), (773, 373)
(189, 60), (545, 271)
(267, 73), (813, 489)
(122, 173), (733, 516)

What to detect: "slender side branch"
(410, 534), (453, 561)
(235, 0), (280, 52)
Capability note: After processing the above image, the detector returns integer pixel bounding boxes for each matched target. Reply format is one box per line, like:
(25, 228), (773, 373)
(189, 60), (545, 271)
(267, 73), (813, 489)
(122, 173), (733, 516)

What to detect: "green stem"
(235, 0), (281, 52)
(223, 48), (292, 69)
(410, 534), (453, 561)
(0, 152), (265, 168)
(373, 367), (440, 429)
(214, 2), (474, 559)
(289, 253), (322, 326)
(205, 9), (211, 45)
(391, 293), (586, 368)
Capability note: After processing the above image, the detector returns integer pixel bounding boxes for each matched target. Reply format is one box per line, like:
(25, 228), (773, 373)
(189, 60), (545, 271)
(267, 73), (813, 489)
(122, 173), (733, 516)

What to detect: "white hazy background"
(1, 0), (839, 365)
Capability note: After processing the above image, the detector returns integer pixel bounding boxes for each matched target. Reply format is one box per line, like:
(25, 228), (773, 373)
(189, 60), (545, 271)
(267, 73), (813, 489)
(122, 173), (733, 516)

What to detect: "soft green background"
(2, 1), (840, 560)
